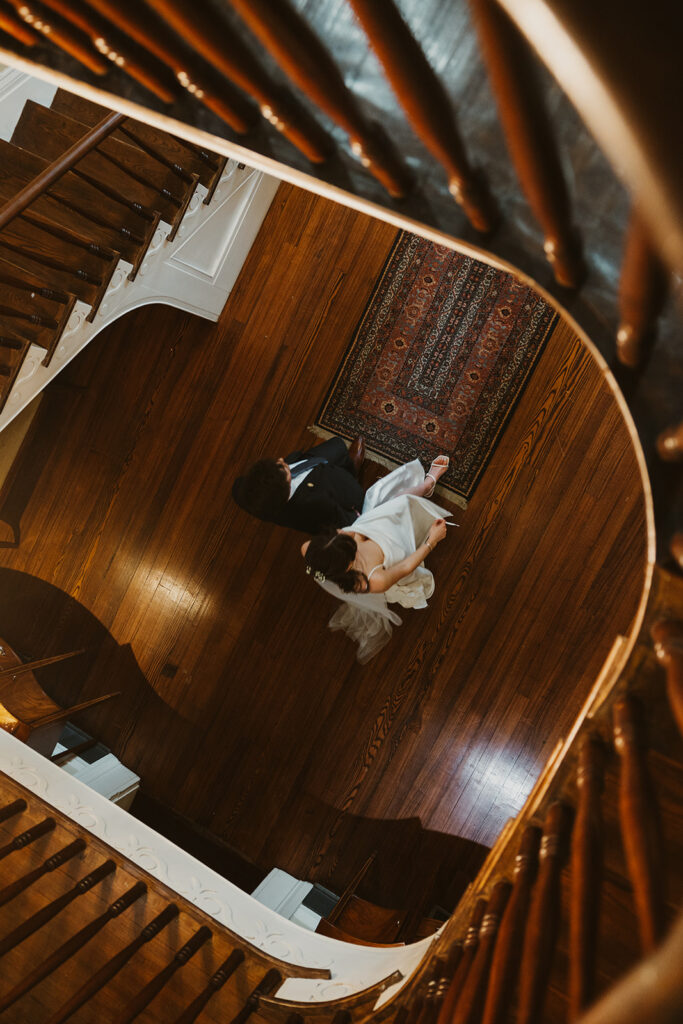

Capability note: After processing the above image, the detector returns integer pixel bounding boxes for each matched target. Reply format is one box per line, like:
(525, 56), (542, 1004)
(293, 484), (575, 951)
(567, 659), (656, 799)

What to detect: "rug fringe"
(306, 426), (468, 511)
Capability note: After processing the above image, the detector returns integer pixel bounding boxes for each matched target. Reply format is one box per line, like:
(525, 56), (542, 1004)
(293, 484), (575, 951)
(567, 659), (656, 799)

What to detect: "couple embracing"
(232, 437), (453, 663)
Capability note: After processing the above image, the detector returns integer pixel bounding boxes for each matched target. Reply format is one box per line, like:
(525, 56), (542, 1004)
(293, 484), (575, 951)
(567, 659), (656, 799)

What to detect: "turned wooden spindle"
(346, 0), (496, 228)
(468, 0), (584, 287)
(414, 948), (463, 1024)
(669, 533), (683, 573)
(517, 802), (573, 1024)
(613, 696), (666, 952)
(569, 737), (606, 1019)
(227, 0), (413, 197)
(0, 815), (55, 861)
(0, 798), (26, 823)
(120, 923), (212, 1023)
(47, 902), (180, 1024)
(452, 881), (512, 1024)
(481, 825), (541, 1024)
(232, 968), (283, 1024)
(651, 620), (683, 740)
(0, 880), (147, 1013)
(145, 0), (333, 164)
(82, 0), (258, 132)
(437, 898), (487, 1024)
(0, 858), (116, 957)
(0, 837), (85, 907)
(34, 0), (178, 102)
(656, 421), (683, 463)
(616, 213), (668, 367)
(0, 7), (38, 46)
(173, 948), (245, 1024)
(3, 0), (108, 75)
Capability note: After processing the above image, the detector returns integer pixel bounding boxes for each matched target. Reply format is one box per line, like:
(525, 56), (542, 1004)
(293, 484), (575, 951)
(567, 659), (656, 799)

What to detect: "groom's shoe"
(348, 436), (365, 477)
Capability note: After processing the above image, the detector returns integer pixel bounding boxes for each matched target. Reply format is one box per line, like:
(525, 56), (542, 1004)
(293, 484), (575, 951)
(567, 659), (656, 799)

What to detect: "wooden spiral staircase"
(0, 0), (681, 1021)
(0, 88), (227, 414)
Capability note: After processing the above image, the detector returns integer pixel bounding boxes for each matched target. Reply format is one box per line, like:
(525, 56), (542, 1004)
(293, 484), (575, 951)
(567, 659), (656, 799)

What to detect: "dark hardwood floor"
(0, 183), (649, 916)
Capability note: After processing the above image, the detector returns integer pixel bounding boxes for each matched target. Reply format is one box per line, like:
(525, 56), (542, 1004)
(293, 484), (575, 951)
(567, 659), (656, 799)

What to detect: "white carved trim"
(0, 65), (56, 140)
(0, 729), (431, 1004)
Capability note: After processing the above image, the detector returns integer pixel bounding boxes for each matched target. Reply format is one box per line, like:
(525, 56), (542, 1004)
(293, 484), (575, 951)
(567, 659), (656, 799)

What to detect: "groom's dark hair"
(232, 458), (289, 517)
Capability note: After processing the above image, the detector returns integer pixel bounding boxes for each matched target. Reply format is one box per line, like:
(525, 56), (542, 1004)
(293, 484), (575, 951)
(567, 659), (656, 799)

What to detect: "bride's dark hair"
(304, 529), (368, 593)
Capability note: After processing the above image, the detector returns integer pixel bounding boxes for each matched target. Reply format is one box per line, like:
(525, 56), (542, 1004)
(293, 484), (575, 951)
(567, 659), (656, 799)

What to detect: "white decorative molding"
(0, 65), (56, 140)
(0, 729), (432, 1005)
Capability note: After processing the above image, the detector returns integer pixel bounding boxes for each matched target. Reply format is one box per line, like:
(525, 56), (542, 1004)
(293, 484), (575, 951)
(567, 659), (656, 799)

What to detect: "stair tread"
(0, 138), (154, 241)
(11, 101), (195, 226)
(51, 88), (227, 194)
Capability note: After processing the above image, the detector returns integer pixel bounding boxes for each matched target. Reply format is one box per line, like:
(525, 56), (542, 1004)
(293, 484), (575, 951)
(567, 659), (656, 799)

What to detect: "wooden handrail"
(0, 112), (125, 232)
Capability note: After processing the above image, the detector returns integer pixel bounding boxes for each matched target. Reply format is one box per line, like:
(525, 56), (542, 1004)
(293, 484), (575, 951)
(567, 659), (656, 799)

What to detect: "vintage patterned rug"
(315, 231), (558, 507)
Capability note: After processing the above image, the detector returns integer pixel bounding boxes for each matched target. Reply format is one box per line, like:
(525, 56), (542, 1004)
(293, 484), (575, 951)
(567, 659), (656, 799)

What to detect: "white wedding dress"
(316, 460), (451, 663)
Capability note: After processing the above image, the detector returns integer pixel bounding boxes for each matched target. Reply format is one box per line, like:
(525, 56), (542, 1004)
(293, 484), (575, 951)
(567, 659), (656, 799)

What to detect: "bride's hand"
(428, 518), (447, 546)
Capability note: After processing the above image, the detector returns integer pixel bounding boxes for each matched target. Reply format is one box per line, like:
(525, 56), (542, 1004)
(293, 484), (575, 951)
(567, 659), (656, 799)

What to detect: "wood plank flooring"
(0, 183), (649, 915)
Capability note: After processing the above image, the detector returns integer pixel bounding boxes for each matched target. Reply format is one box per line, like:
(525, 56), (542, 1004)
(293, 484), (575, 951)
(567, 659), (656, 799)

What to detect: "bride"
(301, 456), (453, 662)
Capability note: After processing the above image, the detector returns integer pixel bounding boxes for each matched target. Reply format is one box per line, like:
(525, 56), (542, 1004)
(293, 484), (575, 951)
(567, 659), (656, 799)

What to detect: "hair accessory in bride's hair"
(305, 565), (326, 583)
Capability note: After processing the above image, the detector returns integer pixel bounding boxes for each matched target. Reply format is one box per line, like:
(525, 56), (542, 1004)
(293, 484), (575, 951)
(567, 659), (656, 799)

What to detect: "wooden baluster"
(0, 797), (26, 822)
(173, 948), (245, 1024)
(613, 696), (666, 952)
(46, 902), (179, 1024)
(468, 0), (584, 287)
(120, 924), (212, 1023)
(232, 968), (283, 1024)
(0, 6), (38, 45)
(116, 124), (194, 185)
(670, 534), (683, 573)
(481, 826), (541, 1024)
(0, 837), (85, 907)
(0, 237), (102, 287)
(3, 0), (108, 75)
(20, 210), (117, 263)
(347, 0), (496, 228)
(0, 858), (116, 957)
(566, 912), (683, 1024)
(0, 268), (71, 306)
(452, 881), (511, 1024)
(616, 213), (668, 367)
(145, 0), (333, 163)
(35, 0), (178, 102)
(517, 802), (573, 1024)
(656, 421), (683, 463)
(415, 951), (462, 1024)
(227, 0), (412, 197)
(82, 0), (257, 133)
(0, 815), (55, 861)
(436, 899), (487, 1024)
(71, 167), (155, 223)
(0, 304), (58, 329)
(651, 620), (683, 742)
(569, 736), (605, 1019)
(0, 880), (146, 1013)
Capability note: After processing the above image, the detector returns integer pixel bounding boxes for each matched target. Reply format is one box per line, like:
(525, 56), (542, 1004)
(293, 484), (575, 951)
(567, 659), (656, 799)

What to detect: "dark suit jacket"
(232, 437), (364, 535)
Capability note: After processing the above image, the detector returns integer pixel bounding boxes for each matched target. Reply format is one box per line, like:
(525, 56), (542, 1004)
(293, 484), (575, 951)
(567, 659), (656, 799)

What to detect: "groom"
(231, 436), (366, 534)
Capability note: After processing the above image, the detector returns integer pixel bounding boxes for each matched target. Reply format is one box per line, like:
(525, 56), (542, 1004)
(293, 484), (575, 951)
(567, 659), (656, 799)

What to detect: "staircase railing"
(0, 111), (124, 231)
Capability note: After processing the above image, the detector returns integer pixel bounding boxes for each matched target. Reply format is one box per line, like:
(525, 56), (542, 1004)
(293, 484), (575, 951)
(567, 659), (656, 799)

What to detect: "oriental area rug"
(315, 231), (559, 507)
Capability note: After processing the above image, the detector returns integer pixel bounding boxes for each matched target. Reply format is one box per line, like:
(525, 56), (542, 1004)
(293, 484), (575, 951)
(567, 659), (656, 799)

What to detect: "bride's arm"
(367, 519), (447, 593)
(367, 543), (432, 592)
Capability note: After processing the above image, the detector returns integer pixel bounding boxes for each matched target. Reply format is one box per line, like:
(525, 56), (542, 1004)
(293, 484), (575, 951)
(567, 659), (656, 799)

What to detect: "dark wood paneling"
(0, 184), (648, 917)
